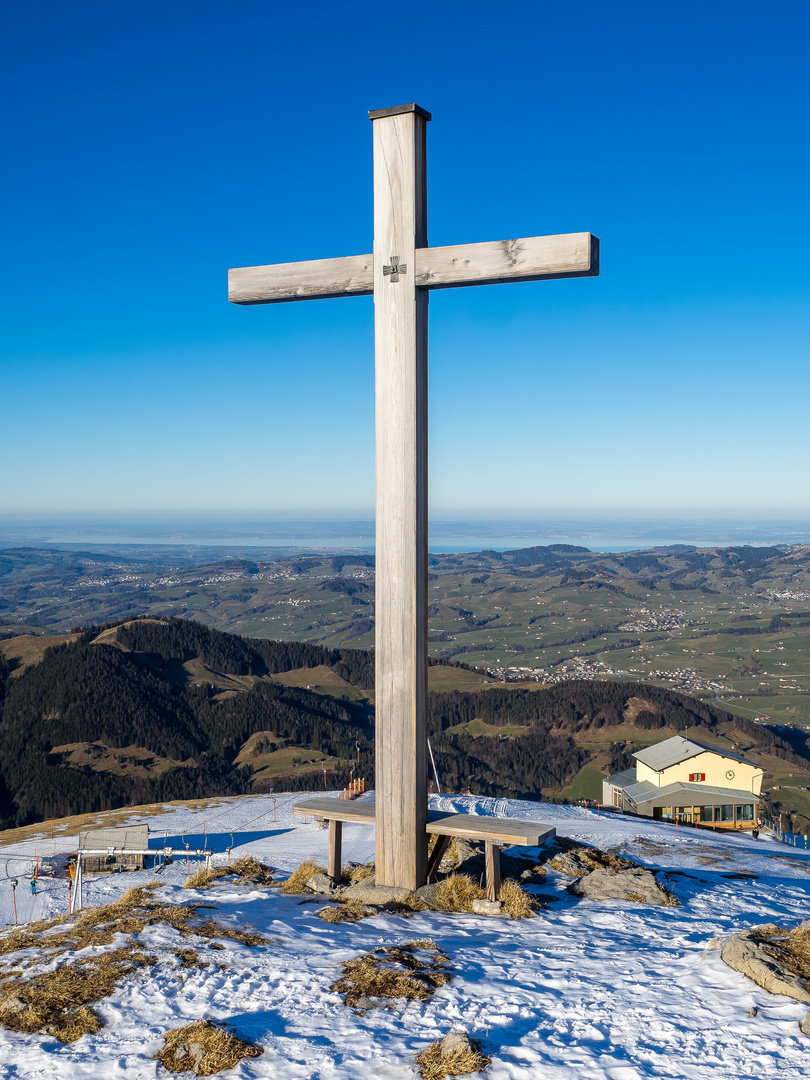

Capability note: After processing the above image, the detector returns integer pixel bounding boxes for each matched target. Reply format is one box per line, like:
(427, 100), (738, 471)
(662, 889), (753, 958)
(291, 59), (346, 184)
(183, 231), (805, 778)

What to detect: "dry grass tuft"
(193, 920), (267, 947)
(317, 903), (374, 924)
(754, 924), (810, 987)
(174, 948), (209, 969)
(416, 1037), (491, 1080)
(280, 860), (326, 894)
(343, 863), (375, 884)
(433, 874), (486, 913)
(230, 856), (276, 886)
(572, 846), (635, 872)
(155, 1018), (263, 1075)
(0, 884), (268, 1042)
(497, 879), (537, 919)
(331, 941), (452, 1007)
(0, 945), (154, 1042)
(184, 866), (232, 890)
(428, 835), (458, 861)
(183, 856), (276, 891)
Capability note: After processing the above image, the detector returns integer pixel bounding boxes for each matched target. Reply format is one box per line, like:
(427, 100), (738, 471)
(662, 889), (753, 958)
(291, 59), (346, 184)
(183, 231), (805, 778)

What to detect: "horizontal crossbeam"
(229, 232), (598, 305)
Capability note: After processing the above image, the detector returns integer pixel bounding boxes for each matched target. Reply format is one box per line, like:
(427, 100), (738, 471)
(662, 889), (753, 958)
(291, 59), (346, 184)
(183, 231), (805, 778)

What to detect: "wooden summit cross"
(229, 104), (599, 891)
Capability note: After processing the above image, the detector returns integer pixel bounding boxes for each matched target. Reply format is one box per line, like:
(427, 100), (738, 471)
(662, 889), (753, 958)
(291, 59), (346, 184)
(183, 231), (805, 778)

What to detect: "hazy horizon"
(2, 511), (809, 555)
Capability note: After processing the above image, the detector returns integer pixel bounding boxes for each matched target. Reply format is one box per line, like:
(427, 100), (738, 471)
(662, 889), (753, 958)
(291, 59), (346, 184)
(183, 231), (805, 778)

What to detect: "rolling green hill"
(1, 616), (809, 832)
(3, 542), (810, 727)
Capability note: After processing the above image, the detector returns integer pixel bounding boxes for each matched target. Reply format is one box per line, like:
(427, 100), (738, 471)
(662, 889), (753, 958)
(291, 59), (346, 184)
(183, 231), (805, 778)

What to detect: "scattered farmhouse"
(603, 735), (763, 829)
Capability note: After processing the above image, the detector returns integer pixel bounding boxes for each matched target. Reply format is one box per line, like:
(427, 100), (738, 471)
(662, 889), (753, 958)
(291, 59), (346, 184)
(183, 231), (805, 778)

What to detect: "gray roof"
(622, 778), (759, 807)
(633, 736), (759, 772)
(605, 767), (637, 788)
(79, 825), (149, 851)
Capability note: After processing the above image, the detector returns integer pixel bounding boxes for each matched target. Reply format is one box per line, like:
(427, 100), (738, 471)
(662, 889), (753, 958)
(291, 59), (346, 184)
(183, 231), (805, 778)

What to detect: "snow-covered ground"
(0, 792), (809, 1079)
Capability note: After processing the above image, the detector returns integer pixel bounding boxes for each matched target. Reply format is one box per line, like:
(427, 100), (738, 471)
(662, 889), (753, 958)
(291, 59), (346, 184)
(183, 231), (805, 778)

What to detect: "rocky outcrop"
(548, 851), (593, 877)
(721, 926), (810, 1004)
(568, 867), (676, 906)
(449, 838), (546, 881)
(471, 898), (502, 915)
(306, 873), (337, 896)
(336, 877), (414, 906)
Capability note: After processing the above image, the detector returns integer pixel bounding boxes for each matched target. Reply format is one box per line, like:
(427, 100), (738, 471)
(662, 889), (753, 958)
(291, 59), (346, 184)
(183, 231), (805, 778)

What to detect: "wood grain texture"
(373, 106), (429, 891)
(425, 813), (556, 846)
(414, 232), (599, 289)
(228, 253), (373, 305)
(228, 233), (597, 305)
(485, 841), (501, 902)
(292, 797), (376, 825)
(327, 819), (342, 880)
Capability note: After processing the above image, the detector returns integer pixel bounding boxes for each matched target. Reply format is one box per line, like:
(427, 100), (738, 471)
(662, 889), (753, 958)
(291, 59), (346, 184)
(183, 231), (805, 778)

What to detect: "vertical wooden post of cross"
(370, 104), (430, 890)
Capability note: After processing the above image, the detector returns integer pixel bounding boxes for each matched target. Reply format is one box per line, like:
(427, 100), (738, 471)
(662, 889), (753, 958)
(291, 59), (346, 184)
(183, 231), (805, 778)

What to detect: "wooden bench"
(292, 796), (555, 901)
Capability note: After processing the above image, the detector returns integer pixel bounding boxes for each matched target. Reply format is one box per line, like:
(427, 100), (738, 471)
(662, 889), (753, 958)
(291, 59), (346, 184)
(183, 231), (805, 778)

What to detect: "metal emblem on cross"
(228, 104), (599, 891)
(383, 256), (406, 281)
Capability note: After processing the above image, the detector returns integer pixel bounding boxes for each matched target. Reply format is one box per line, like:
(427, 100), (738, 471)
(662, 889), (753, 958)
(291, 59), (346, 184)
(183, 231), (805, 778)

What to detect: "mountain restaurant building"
(602, 735), (763, 829)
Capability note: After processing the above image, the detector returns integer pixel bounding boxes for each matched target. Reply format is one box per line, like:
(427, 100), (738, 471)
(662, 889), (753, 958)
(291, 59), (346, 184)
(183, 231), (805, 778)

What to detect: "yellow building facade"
(603, 736), (763, 829)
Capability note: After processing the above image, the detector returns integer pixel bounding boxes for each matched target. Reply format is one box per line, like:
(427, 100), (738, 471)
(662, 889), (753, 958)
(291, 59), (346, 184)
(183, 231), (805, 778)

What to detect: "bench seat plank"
(292, 797), (555, 847)
(292, 797), (376, 825)
(425, 812), (554, 847)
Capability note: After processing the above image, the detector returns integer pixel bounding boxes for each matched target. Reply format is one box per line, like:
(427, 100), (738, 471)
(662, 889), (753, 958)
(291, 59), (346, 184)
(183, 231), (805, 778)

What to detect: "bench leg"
(485, 841), (501, 902)
(426, 834), (451, 883)
(328, 819), (342, 882)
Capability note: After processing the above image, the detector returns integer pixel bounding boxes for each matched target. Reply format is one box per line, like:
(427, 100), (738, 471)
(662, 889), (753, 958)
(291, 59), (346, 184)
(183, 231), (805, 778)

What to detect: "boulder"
(441, 1031), (476, 1056)
(0, 996), (28, 1014)
(471, 898), (502, 915)
(519, 869), (547, 884)
(720, 929), (810, 1004)
(353, 995), (391, 1010)
(173, 1041), (205, 1068)
(337, 878), (413, 906)
(568, 867), (673, 905)
(188, 1042), (206, 1068)
(448, 838), (480, 868)
(306, 873), (336, 896)
(547, 851), (592, 877)
(800, 1011), (810, 1036)
(451, 838), (540, 881)
(414, 882), (444, 910)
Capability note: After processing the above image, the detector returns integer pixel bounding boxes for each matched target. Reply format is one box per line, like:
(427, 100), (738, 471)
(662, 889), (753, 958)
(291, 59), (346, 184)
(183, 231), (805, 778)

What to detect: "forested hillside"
(0, 620), (375, 827)
(0, 617), (808, 829)
(427, 679), (810, 803)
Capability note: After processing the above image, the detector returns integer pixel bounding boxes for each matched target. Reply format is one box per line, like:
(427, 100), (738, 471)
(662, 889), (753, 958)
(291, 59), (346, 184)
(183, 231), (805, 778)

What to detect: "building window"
(689, 773), (706, 782)
(613, 788), (623, 807)
(697, 805), (714, 823)
(735, 804), (754, 822)
(716, 804), (734, 822)
(674, 807), (693, 823)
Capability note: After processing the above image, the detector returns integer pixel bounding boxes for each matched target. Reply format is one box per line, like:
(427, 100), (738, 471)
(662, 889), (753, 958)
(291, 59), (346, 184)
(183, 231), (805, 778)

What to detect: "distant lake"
(1, 516), (809, 555)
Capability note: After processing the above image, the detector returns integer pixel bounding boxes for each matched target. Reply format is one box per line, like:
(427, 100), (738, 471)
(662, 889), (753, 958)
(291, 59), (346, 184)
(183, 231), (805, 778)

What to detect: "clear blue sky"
(1, 1), (808, 517)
